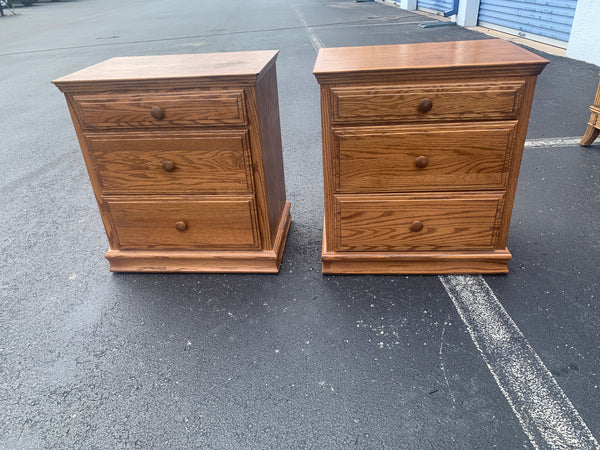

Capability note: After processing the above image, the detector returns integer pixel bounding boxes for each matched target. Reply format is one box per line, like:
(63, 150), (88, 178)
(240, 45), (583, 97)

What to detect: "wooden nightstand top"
(53, 50), (279, 90)
(313, 39), (548, 82)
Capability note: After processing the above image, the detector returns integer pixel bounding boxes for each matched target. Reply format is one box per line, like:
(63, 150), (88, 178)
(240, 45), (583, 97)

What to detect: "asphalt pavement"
(1, 0), (599, 448)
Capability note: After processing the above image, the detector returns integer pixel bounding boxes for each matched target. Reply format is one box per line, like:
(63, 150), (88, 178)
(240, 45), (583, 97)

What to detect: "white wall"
(380, 0), (416, 10)
(456, 0), (480, 27)
(382, 0), (599, 67)
(567, 0), (600, 67)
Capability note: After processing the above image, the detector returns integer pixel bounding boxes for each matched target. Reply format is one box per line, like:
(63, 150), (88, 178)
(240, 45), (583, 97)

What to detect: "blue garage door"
(417, 0), (454, 15)
(478, 0), (577, 47)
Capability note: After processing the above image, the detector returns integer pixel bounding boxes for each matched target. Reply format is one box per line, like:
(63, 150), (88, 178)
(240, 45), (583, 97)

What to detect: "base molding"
(321, 219), (511, 274)
(321, 248), (512, 275)
(106, 202), (291, 273)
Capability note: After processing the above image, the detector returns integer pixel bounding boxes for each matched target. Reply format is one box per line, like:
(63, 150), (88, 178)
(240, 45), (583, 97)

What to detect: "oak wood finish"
(106, 196), (260, 250)
(87, 131), (253, 194)
(314, 39), (548, 274)
(337, 194), (504, 252)
(105, 201), (291, 273)
(334, 123), (516, 192)
(580, 72), (600, 147)
(54, 51), (290, 272)
(313, 40), (547, 81)
(73, 89), (247, 129)
(331, 81), (525, 124)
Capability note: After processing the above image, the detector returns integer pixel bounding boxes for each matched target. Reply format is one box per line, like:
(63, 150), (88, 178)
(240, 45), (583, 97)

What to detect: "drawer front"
(334, 123), (516, 193)
(336, 194), (503, 252)
(73, 89), (246, 129)
(87, 131), (253, 194)
(331, 81), (525, 124)
(107, 197), (260, 250)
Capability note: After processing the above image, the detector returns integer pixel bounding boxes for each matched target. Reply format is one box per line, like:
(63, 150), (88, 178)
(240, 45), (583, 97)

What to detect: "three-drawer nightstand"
(314, 40), (548, 274)
(53, 51), (291, 273)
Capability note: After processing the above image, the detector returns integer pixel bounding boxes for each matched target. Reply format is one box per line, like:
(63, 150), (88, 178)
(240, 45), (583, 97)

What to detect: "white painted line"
(440, 275), (599, 449)
(438, 319), (457, 408)
(292, 5), (325, 52)
(525, 137), (581, 148)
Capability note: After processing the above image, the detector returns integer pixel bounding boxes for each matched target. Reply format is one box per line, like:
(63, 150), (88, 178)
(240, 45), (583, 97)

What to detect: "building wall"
(566, 0), (600, 67)
(383, 0), (600, 67)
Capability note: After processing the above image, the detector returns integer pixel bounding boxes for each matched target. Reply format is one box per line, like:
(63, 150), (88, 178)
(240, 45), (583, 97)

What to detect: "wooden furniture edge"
(321, 221), (511, 274)
(313, 40), (549, 83)
(321, 248), (512, 275)
(313, 64), (547, 85)
(105, 201), (290, 273)
(580, 71), (600, 146)
(52, 51), (279, 93)
(321, 260), (511, 275)
(272, 200), (292, 268)
(249, 61), (288, 249)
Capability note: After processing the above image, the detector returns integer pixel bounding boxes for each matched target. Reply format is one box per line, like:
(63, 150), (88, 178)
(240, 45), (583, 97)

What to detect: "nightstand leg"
(581, 73), (600, 147)
(580, 122), (600, 147)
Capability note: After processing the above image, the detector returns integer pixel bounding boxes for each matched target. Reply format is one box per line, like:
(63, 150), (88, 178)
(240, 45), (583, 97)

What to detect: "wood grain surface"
(334, 122), (516, 193)
(336, 194), (503, 252)
(87, 131), (253, 194)
(321, 251), (512, 274)
(332, 80), (524, 123)
(106, 196), (260, 250)
(315, 39), (547, 274)
(580, 72), (600, 146)
(254, 63), (288, 247)
(104, 201), (291, 273)
(314, 39), (549, 82)
(74, 89), (246, 129)
(54, 50), (291, 272)
(53, 50), (278, 85)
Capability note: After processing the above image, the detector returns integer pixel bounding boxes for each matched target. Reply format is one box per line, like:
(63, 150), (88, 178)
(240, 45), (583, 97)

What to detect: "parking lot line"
(292, 4), (324, 53)
(524, 137), (582, 148)
(440, 275), (599, 449)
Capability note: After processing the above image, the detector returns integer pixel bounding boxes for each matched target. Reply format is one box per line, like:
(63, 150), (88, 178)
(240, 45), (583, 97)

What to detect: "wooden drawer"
(106, 196), (260, 250)
(334, 122), (516, 193)
(73, 89), (246, 129)
(331, 81), (525, 124)
(336, 194), (504, 252)
(87, 131), (253, 194)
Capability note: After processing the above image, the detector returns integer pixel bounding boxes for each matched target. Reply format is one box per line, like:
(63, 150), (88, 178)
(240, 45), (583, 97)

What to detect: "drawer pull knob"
(415, 156), (429, 168)
(418, 98), (433, 113)
(175, 221), (187, 231)
(151, 106), (164, 120)
(410, 221), (424, 232)
(161, 160), (175, 172)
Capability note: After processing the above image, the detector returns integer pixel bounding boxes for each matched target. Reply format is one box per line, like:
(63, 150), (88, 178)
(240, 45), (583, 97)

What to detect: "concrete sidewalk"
(1, 0), (599, 448)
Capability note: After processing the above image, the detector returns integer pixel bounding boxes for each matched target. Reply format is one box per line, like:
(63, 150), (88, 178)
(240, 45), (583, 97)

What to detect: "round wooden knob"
(415, 156), (429, 168)
(175, 221), (187, 231)
(418, 98), (433, 113)
(410, 221), (423, 232)
(161, 160), (175, 172)
(151, 106), (164, 120)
